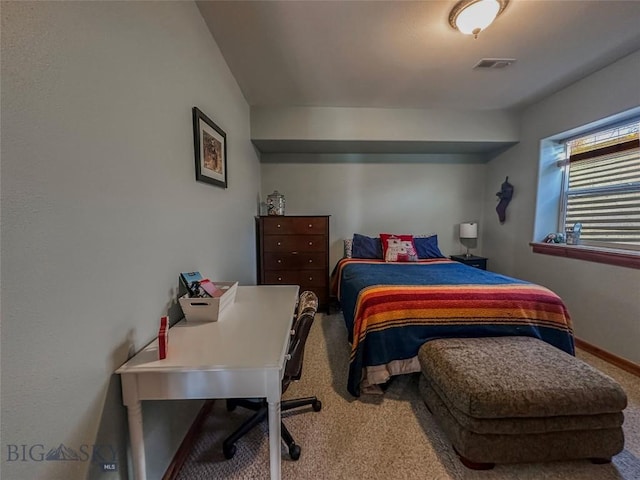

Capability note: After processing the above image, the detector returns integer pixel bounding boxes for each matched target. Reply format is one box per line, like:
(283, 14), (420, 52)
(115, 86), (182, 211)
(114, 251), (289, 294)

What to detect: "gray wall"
(261, 160), (487, 269)
(482, 50), (640, 363)
(1, 2), (260, 479)
(252, 106), (519, 143)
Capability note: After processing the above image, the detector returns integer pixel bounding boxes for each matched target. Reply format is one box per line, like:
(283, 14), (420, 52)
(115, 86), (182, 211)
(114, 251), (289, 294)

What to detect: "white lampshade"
(460, 222), (478, 239)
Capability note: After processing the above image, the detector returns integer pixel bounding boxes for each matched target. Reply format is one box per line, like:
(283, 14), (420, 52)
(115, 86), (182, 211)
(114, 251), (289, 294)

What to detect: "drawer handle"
(308, 259), (313, 263)
(277, 242), (281, 246)
(277, 259), (282, 263)
(309, 276), (313, 281)
(308, 241), (313, 246)
(291, 251), (298, 255)
(277, 224), (281, 228)
(308, 224), (313, 228)
(278, 277), (282, 281)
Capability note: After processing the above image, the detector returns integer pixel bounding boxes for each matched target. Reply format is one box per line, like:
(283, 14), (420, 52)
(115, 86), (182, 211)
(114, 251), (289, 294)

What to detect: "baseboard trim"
(162, 400), (215, 480)
(575, 337), (640, 377)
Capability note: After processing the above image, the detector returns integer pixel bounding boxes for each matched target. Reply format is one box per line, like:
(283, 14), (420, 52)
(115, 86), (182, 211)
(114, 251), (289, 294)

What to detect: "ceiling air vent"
(473, 58), (517, 69)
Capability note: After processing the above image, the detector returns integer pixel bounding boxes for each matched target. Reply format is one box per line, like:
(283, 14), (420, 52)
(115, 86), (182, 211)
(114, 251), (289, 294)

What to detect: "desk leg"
(127, 401), (147, 480)
(267, 398), (281, 480)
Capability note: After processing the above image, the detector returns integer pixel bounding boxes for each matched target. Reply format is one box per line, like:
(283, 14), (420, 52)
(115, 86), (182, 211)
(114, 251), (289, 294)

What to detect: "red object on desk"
(199, 278), (223, 297)
(158, 316), (169, 360)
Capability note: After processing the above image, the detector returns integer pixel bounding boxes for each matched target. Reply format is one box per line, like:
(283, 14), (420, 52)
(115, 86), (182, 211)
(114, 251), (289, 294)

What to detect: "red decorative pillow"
(380, 234), (418, 262)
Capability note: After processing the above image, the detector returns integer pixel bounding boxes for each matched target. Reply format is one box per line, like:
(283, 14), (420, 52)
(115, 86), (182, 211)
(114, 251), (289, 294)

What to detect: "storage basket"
(179, 281), (238, 322)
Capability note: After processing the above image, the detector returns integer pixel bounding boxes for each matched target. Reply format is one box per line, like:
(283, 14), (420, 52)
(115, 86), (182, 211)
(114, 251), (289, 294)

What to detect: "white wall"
(261, 161), (487, 269)
(1, 2), (260, 479)
(482, 50), (640, 363)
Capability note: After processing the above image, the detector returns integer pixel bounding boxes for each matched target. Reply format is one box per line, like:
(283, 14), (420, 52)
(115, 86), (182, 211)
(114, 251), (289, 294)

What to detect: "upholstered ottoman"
(418, 336), (627, 469)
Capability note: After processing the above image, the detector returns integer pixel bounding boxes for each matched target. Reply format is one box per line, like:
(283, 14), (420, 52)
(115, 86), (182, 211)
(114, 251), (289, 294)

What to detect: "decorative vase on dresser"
(255, 215), (330, 311)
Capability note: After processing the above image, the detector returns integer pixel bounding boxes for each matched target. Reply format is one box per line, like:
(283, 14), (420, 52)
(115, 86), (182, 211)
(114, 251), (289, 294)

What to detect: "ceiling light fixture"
(449, 0), (509, 39)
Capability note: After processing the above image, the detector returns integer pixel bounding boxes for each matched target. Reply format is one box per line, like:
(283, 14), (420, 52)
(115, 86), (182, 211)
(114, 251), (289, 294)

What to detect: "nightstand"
(450, 254), (487, 270)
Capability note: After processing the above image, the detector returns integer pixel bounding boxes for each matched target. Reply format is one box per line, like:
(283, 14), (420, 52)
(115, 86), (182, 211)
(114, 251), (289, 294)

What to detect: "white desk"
(116, 285), (300, 480)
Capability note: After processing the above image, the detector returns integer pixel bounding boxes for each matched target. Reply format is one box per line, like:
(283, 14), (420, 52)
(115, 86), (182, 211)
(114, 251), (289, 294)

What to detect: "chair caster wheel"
(312, 400), (322, 412)
(223, 443), (236, 459)
(289, 443), (301, 460)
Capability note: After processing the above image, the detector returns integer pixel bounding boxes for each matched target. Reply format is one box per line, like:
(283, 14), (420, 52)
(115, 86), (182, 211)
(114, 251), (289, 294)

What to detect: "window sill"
(530, 242), (640, 269)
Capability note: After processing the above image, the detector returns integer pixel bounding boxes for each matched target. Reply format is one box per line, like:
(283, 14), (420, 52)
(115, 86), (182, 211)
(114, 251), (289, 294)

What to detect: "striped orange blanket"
(331, 259), (574, 396)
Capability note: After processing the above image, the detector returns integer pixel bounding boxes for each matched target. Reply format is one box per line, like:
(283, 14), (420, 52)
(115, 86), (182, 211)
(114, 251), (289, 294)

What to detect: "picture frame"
(192, 106), (227, 188)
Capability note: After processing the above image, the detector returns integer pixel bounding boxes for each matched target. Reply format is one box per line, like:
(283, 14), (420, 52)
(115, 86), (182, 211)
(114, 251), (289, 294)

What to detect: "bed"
(331, 254), (574, 397)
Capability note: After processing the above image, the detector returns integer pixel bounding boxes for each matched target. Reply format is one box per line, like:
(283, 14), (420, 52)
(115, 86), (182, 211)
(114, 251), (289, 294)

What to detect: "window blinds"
(564, 121), (640, 247)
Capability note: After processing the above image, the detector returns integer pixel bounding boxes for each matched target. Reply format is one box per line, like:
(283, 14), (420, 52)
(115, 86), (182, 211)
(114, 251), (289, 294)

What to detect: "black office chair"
(222, 291), (322, 461)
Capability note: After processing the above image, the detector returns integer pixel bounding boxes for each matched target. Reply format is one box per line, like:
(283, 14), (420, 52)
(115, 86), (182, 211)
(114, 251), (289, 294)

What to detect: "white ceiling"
(197, 0), (640, 112)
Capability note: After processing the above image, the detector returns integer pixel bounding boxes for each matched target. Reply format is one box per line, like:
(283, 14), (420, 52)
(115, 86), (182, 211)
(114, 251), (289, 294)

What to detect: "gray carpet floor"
(176, 312), (640, 480)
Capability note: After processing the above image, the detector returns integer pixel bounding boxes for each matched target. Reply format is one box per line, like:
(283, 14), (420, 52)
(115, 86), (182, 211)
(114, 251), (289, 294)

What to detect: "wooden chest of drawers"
(256, 215), (330, 308)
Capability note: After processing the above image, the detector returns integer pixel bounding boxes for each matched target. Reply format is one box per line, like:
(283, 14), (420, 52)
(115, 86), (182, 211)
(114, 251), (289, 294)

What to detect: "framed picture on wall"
(192, 106), (227, 188)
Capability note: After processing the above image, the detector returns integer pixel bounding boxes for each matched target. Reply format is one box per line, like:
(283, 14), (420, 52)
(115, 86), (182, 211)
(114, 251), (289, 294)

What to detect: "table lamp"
(459, 222), (478, 258)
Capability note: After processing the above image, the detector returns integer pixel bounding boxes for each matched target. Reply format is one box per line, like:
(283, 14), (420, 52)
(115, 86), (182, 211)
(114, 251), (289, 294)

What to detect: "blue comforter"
(331, 259), (575, 397)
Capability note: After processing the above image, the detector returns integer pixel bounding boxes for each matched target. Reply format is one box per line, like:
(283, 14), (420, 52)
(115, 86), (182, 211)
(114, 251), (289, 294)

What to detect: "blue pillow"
(414, 235), (445, 259)
(352, 233), (383, 259)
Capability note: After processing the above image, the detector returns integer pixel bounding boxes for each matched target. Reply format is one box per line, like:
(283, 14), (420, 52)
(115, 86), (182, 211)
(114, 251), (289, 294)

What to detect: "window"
(560, 119), (640, 251)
